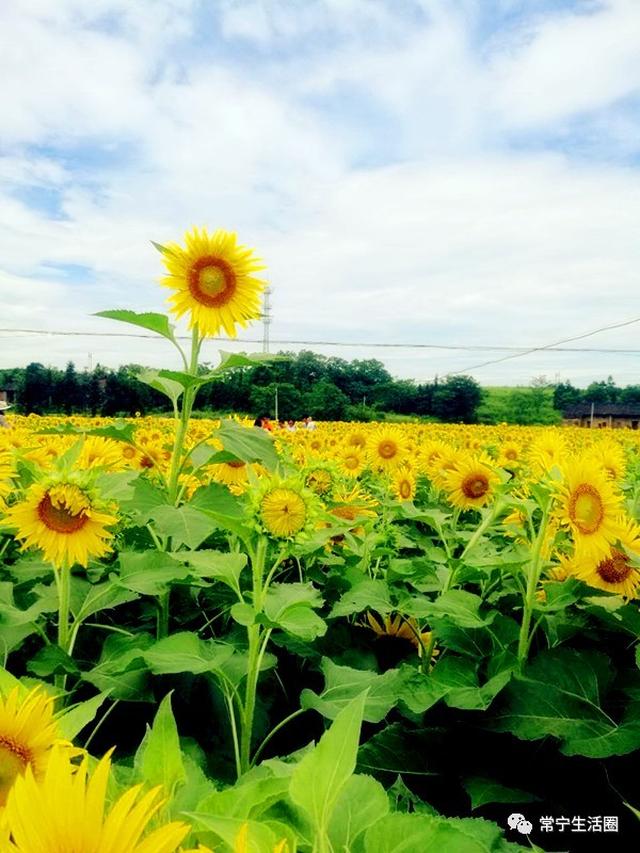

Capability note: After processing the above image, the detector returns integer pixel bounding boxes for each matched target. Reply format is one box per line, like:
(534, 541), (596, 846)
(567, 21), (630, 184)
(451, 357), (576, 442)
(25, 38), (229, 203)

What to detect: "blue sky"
(1, 0), (640, 385)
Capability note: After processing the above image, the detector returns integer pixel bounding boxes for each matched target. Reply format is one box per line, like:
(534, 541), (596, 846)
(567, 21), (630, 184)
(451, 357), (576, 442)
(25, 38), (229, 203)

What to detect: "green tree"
(553, 381), (582, 411)
(432, 376), (483, 423)
(304, 380), (349, 420)
(60, 361), (80, 414)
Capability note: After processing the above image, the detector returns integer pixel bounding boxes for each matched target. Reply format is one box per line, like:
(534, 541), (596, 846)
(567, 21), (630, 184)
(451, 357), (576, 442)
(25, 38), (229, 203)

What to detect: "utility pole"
(274, 384), (279, 422)
(88, 352), (93, 372)
(590, 401), (595, 428)
(262, 286), (272, 354)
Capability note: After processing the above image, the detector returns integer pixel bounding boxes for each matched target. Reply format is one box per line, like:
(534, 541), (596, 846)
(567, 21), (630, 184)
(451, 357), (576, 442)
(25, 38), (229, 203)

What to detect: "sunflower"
(365, 612), (437, 658)
(254, 478), (317, 540)
(588, 439), (627, 482)
(1, 745), (190, 852)
(0, 688), (59, 806)
(528, 430), (567, 475)
(555, 458), (626, 560)
(161, 227), (266, 338)
(392, 466), (416, 502)
(563, 538), (640, 599)
(443, 454), (500, 510)
(3, 479), (118, 569)
(367, 427), (407, 471)
(77, 436), (125, 471)
(304, 465), (334, 497)
(330, 485), (378, 523)
(337, 446), (365, 478)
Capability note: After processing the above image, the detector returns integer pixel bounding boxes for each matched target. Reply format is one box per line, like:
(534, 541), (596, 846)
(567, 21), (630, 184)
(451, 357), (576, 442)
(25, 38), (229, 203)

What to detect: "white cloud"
(1, 0), (640, 389)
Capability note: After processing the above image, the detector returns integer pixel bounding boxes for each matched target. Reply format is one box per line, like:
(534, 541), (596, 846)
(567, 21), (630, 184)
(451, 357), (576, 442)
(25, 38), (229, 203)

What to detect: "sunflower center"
(378, 440), (397, 460)
(227, 461), (246, 469)
(569, 484), (604, 535)
(189, 256), (236, 307)
(505, 449), (518, 460)
(462, 474), (489, 499)
(0, 737), (31, 806)
(122, 445), (136, 459)
(344, 455), (359, 469)
(37, 493), (89, 534)
(399, 480), (413, 499)
(597, 550), (632, 584)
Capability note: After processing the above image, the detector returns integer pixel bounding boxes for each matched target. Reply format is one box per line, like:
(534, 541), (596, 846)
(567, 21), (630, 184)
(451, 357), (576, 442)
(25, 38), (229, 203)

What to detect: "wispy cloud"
(1, 0), (639, 384)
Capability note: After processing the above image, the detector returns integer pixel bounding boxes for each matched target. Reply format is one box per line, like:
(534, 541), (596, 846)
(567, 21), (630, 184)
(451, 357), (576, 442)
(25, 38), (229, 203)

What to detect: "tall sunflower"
(3, 478), (118, 569)
(253, 477), (317, 540)
(555, 458), (626, 560)
(443, 454), (500, 510)
(160, 227), (266, 338)
(0, 687), (59, 806)
(367, 427), (407, 472)
(1, 745), (190, 852)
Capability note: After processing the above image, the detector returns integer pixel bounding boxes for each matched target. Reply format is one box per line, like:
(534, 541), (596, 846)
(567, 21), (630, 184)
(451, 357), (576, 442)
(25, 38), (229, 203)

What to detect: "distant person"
(0, 401), (11, 429)
(253, 415), (273, 431)
(304, 416), (317, 430)
(286, 419), (297, 432)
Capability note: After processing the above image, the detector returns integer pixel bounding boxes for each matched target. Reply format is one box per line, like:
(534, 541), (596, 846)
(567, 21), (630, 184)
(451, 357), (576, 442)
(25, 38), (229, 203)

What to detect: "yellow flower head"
(1, 745), (190, 852)
(3, 478), (118, 569)
(392, 466), (416, 502)
(367, 427), (407, 472)
(253, 477), (318, 540)
(161, 227), (266, 338)
(443, 454), (500, 510)
(0, 688), (60, 806)
(555, 457), (626, 560)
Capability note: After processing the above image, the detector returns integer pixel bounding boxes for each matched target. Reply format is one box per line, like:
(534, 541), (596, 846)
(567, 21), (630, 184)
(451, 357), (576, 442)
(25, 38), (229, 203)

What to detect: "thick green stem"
(167, 328), (200, 504)
(517, 505), (550, 668)
(158, 590), (171, 639)
(54, 567), (72, 693)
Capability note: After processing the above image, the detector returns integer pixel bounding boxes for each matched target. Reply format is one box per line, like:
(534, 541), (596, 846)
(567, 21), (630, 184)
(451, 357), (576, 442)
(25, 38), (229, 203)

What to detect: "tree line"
(0, 352), (483, 422)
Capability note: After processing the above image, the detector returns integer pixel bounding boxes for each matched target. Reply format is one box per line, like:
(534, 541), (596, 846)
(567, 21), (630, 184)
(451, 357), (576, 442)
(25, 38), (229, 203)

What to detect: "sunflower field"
(1, 231), (640, 852)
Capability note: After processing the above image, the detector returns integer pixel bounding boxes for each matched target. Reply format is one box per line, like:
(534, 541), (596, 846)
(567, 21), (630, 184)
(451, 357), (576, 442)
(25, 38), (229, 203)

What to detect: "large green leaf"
(134, 693), (186, 798)
(72, 577), (140, 622)
(143, 631), (235, 676)
(174, 550), (248, 595)
(57, 691), (111, 741)
(301, 658), (405, 723)
(137, 369), (184, 406)
(400, 658), (512, 714)
(263, 582), (327, 641)
(357, 724), (439, 777)
(404, 590), (495, 629)
(329, 578), (392, 618)
(149, 505), (217, 549)
(289, 692), (366, 836)
(364, 814), (529, 852)
(82, 633), (154, 701)
(462, 777), (540, 811)
(185, 815), (293, 850)
(196, 774), (290, 820)
(490, 647), (640, 757)
(116, 551), (189, 596)
(95, 310), (176, 342)
(215, 419), (279, 470)
(328, 774), (389, 850)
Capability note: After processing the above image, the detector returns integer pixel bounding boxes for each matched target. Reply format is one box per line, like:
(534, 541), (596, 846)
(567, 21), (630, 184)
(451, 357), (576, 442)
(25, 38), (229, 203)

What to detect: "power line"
(1, 327), (640, 355)
(449, 315), (640, 375)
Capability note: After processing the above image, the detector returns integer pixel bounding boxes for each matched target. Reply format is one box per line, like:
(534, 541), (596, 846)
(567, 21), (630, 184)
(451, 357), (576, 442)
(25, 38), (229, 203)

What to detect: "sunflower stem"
(54, 566), (72, 694)
(517, 500), (551, 669)
(167, 327), (201, 505)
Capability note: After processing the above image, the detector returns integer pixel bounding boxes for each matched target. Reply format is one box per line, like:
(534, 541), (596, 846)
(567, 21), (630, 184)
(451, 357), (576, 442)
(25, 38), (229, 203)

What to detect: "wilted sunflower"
(555, 458), (625, 560)
(3, 479), (118, 569)
(0, 687), (59, 806)
(365, 612), (437, 658)
(1, 745), (190, 852)
(443, 454), (500, 510)
(161, 226), (266, 338)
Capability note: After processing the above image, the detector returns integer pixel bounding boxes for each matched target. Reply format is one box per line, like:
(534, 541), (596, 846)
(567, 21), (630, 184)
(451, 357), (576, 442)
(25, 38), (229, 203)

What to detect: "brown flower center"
(188, 256), (236, 307)
(226, 460), (246, 469)
(37, 493), (88, 534)
(462, 474), (489, 499)
(399, 480), (413, 499)
(568, 484), (604, 535)
(596, 549), (632, 584)
(0, 737), (31, 806)
(378, 440), (397, 460)
(505, 449), (518, 460)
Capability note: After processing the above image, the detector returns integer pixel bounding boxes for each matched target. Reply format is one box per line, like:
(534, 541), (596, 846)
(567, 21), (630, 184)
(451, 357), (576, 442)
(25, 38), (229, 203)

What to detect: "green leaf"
(134, 693), (186, 797)
(263, 582), (327, 641)
(330, 578), (392, 618)
(27, 645), (80, 677)
(149, 505), (217, 549)
(463, 777), (540, 811)
(400, 658), (512, 714)
(328, 774), (389, 850)
(196, 775), (290, 820)
(82, 633), (154, 702)
(290, 692), (367, 836)
(95, 310), (176, 342)
(73, 578), (140, 622)
(85, 420), (137, 444)
(190, 482), (246, 524)
(301, 658), (404, 723)
(116, 551), (189, 596)
(215, 418), (279, 471)
(357, 724), (440, 777)
(214, 351), (284, 373)
(137, 369), (184, 406)
(120, 477), (168, 525)
(57, 691), (111, 741)
(405, 590), (494, 629)
(490, 647), (640, 757)
(364, 813), (527, 853)
(185, 815), (293, 850)
(174, 550), (247, 594)
(143, 632), (235, 676)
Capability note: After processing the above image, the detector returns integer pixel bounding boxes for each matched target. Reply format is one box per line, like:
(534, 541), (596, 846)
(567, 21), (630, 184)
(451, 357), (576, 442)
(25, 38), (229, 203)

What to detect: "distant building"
(0, 384), (16, 406)
(563, 403), (640, 429)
